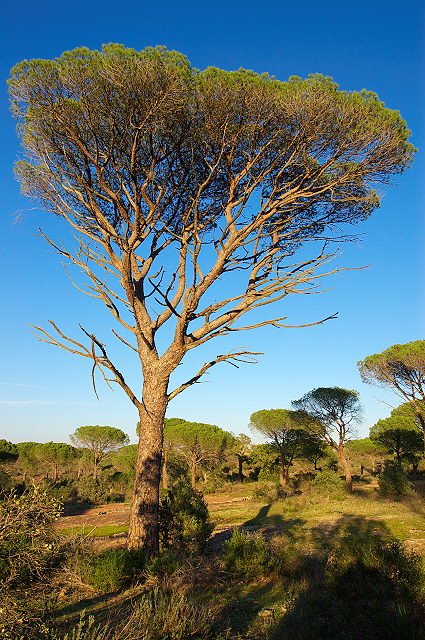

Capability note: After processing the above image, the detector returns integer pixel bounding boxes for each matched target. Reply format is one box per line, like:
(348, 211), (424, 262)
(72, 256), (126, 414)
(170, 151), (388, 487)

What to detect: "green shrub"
(0, 592), (55, 640)
(61, 586), (215, 640)
(257, 467), (279, 482)
(326, 528), (424, 600)
(159, 482), (213, 554)
(378, 462), (413, 497)
(250, 481), (279, 503)
(222, 529), (268, 581)
(311, 469), (346, 498)
(0, 469), (13, 494)
(81, 548), (146, 592)
(145, 549), (180, 580)
(42, 479), (78, 505)
(60, 616), (107, 640)
(76, 477), (109, 504)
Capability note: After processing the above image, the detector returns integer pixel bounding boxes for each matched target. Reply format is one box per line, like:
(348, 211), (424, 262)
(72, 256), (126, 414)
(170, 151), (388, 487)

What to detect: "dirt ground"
(56, 494), (249, 530)
(57, 503), (130, 530)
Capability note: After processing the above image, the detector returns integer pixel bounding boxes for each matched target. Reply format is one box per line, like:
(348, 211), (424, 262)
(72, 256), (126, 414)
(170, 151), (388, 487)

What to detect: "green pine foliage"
(222, 529), (268, 581)
(159, 482), (213, 554)
(378, 462), (414, 497)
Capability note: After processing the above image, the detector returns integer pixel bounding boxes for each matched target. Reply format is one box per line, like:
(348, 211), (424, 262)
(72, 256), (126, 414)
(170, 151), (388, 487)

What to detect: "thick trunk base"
(127, 381), (168, 555)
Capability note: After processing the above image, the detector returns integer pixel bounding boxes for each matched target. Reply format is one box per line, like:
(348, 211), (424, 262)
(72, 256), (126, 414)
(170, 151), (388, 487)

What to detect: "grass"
(58, 480), (425, 552)
(207, 481), (425, 554)
(59, 524), (128, 537)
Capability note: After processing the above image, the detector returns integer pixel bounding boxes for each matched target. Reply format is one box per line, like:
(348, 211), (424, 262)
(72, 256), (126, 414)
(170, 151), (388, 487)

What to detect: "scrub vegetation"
(2, 351), (425, 639)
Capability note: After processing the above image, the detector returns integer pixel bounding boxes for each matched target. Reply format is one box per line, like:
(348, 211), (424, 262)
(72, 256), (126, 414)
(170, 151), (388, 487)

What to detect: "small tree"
(231, 434), (252, 482)
(250, 443), (280, 480)
(164, 419), (231, 489)
(299, 436), (330, 470)
(110, 444), (138, 476)
(14, 442), (39, 481)
(293, 387), (362, 491)
(0, 441), (18, 465)
(249, 408), (315, 487)
(358, 341), (425, 449)
(10, 45), (414, 552)
(346, 437), (386, 475)
(392, 400), (425, 427)
(34, 441), (77, 481)
(370, 416), (423, 466)
(70, 425), (129, 478)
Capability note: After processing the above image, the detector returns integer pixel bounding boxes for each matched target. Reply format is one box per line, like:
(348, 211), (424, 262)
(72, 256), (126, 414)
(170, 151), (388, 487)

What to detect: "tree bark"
(127, 377), (168, 555)
(279, 456), (288, 488)
(238, 455), (244, 483)
(338, 445), (352, 492)
(162, 447), (169, 490)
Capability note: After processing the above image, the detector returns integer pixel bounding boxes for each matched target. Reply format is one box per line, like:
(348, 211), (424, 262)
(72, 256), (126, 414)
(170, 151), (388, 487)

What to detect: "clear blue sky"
(1, 0), (424, 444)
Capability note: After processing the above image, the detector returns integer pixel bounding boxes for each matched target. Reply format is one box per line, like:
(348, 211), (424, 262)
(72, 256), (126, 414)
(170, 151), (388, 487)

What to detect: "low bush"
(145, 549), (180, 580)
(326, 528), (424, 601)
(75, 477), (109, 504)
(250, 481), (279, 503)
(222, 529), (268, 581)
(257, 467), (279, 483)
(119, 587), (214, 640)
(311, 469), (346, 498)
(42, 478), (78, 505)
(79, 548), (146, 592)
(159, 482), (213, 554)
(0, 469), (13, 494)
(378, 462), (414, 497)
(0, 592), (55, 640)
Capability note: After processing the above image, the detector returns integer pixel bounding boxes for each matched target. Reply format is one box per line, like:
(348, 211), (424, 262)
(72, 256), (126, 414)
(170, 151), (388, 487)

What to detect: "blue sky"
(1, 0), (424, 444)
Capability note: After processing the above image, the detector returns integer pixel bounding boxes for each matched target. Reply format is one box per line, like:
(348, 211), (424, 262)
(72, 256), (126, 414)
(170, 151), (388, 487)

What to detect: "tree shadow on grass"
(54, 589), (123, 621)
(269, 514), (425, 640)
(206, 503), (306, 553)
(244, 504), (306, 536)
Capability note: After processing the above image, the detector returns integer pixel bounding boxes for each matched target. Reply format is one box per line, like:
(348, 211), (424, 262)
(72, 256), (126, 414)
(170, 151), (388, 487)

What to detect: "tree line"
(2, 337), (425, 502)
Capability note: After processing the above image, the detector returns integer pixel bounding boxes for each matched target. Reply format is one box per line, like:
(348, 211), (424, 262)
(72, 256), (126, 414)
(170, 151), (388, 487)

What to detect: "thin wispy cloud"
(0, 382), (39, 388)
(0, 400), (92, 406)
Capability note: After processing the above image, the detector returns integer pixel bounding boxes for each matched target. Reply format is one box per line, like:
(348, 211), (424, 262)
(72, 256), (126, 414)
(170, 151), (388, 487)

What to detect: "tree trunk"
(127, 377), (168, 555)
(93, 453), (98, 479)
(338, 445), (352, 492)
(162, 447), (169, 490)
(238, 455), (244, 483)
(279, 456), (288, 488)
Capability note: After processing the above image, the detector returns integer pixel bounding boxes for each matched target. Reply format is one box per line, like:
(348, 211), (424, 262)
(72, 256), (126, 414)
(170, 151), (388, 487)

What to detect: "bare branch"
(168, 349), (262, 400)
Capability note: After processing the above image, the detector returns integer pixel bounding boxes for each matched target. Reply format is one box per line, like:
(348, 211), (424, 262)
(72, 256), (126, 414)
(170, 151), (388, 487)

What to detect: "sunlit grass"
(59, 524), (128, 537)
